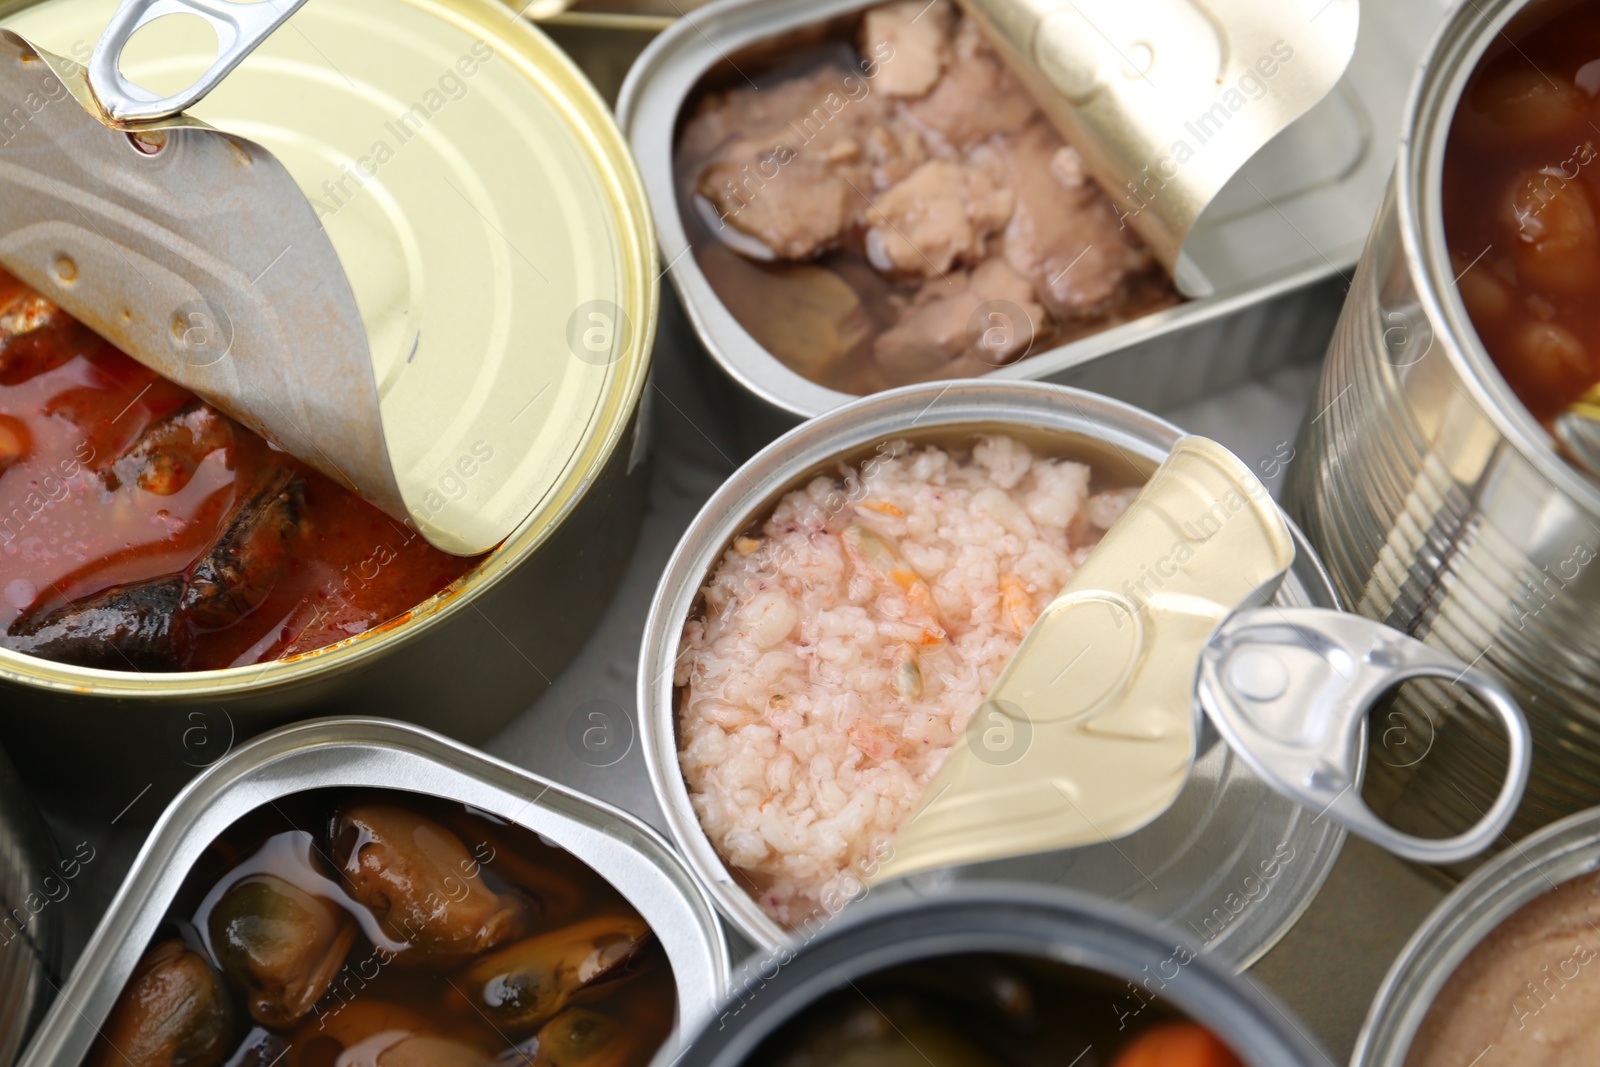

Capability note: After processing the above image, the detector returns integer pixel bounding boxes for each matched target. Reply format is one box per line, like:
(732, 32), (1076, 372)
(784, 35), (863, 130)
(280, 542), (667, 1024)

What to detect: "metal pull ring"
(1197, 606), (1531, 866)
(88, 0), (308, 124)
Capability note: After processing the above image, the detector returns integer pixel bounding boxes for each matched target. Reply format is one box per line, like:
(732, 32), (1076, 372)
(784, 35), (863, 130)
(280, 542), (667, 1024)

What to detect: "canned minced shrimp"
(641, 379), (1347, 966)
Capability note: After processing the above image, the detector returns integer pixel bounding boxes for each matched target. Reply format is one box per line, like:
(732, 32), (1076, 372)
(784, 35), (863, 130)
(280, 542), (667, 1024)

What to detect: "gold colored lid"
(961, 0), (1359, 296)
(875, 437), (1295, 884)
(1, 0), (656, 555)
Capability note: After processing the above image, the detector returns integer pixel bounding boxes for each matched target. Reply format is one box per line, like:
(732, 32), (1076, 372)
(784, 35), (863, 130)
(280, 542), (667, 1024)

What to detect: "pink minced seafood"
(674, 435), (1137, 925)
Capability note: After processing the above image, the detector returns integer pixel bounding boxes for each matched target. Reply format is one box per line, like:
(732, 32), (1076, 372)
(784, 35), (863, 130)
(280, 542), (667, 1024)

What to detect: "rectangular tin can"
(616, 0), (1451, 450)
(13, 717), (732, 1067)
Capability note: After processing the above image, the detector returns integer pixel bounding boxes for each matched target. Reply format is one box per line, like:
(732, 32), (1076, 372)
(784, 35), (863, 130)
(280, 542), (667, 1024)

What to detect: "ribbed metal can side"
(1288, 182), (1600, 879)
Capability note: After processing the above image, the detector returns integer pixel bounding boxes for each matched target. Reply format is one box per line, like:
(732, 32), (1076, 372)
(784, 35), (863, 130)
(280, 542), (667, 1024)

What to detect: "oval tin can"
(1352, 805), (1600, 1066)
(676, 885), (1332, 1067)
(0, 0), (658, 810)
(639, 379), (1348, 969)
(13, 717), (731, 1067)
(1287, 0), (1600, 867)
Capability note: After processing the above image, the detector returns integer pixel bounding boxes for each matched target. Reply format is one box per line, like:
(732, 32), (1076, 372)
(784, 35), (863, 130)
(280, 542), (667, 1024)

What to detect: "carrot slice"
(1110, 1022), (1246, 1067)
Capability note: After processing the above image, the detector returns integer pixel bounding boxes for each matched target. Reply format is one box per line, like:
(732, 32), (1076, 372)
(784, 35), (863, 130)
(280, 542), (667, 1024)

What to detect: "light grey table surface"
(37, 330), (1447, 1066)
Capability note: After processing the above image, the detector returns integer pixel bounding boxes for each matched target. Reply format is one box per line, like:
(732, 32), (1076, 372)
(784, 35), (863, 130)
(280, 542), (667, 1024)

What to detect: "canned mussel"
(0, 0), (657, 805)
(640, 380), (1533, 963)
(675, 886), (1330, 1067)
(14, 718), (730, 1067)
(1290, 0), (1600, 862)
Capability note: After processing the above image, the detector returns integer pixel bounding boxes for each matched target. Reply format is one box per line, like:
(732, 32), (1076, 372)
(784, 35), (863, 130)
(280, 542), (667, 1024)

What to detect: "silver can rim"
(1351, 804), (1600, 1065)
(14, 716), (731, 1067)
(637, 377), (1346, 956)
(1395, 0), (1600, 512)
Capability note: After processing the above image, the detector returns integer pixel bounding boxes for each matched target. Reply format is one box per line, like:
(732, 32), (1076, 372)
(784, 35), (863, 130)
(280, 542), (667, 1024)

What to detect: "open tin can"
(674, 885), (1331, 1066)
(643, 380), (1344, 966)
(1288, 0), (1600, 865)
(13, 717), (731, 1067)
(1352, 805), (1600, 1066)
(0, 0), (657, 808)
(617, 0), (1443, 448)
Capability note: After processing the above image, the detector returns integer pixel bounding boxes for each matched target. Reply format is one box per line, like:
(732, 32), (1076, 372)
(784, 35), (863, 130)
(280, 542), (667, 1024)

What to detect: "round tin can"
(13, 717), (731, 1067)
(1352, 805), (1600, 1066)
(1286, 0), (1600, 864)
(0, 741), (61, 1067)
(674, 884), (1331, 1067)
(639, 379), (1347, 968)
(0, 0), (658, 810)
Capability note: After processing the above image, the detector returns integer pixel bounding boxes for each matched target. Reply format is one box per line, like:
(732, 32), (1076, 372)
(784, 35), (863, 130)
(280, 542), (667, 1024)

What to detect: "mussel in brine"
(330, 802), (526, 966)
(88, 939), (235, 1067)
(209, 873), (357, 1029)
(462, 914), (652, 1033)
(286, 1001), (496, 1067)
(523, 1007), (646, 1067)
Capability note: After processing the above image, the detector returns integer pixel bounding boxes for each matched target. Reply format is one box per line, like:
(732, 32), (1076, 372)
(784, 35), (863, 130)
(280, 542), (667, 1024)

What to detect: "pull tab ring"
(1197, 606), (1531, 866)
(88, 0), (308, 124)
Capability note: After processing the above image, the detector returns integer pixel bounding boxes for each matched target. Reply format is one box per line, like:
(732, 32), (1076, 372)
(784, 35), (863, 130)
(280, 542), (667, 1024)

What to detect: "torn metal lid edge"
(960, 0), (1361, 296)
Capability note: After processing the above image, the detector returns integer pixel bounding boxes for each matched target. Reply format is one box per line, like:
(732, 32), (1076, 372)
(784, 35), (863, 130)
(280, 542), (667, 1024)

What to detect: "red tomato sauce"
(0, 269), (482, 672)
(1443, 0), (1600, 422)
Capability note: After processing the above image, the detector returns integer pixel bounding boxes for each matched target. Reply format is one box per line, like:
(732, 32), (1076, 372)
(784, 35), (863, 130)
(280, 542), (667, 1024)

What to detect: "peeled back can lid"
(960, 0), (1359, 297)
(0, 0), (657, 555)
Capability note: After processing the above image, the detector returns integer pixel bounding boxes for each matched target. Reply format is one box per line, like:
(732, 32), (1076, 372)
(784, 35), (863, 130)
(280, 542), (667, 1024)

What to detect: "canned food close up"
(640, 378), (1518, 965)
(13, 719), (731, 1067)
(619, 0), (1436, 443)
(0, 0), (659, 810)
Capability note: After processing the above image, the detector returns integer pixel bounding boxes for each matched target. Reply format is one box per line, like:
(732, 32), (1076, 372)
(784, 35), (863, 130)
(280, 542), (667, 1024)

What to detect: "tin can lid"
(0, 0), (656, 556)
(961, 0), (1359, 296)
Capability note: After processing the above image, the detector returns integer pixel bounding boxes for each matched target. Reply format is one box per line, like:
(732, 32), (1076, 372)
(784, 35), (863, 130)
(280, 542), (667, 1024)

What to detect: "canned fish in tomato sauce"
(0, 0), (658, 809)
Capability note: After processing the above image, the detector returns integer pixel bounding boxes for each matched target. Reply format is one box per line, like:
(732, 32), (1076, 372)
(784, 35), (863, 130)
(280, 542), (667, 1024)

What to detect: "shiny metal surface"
(0, 0), (660, 807)
(89, 0), (306, 122)
(962, 0), (1358, 294)
(617, 0), (1443, 424)
(1351, 805), (1600, 1066)
(0, 743), (60, 1067)
(676, 885), (1331, 1067)
(640, 379), (1347, 969)
(1201, 606), (1530, 865)
(14, 717), (731, 1067)
(1287, 0), (1600, 865)
(0, 31), (405, 527)
(8, 0), (658, 556)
